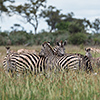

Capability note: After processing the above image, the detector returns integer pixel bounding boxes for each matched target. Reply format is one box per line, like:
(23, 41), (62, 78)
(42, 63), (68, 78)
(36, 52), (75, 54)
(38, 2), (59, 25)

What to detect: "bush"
(9, 31), (32, 45)
(0, 31), (8, 45)
(68, 33), (87, 45)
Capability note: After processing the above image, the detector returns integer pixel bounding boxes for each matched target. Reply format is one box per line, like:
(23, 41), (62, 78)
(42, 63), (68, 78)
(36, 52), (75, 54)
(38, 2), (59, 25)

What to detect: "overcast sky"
(0, 0), (100, 33)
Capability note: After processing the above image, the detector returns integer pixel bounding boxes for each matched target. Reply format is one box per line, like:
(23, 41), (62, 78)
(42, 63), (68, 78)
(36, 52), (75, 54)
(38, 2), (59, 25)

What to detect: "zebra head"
(54, 40), (67, 56)
(39, 42), (54, 57)
(5, 46), (10, 54)
(85, 48), (92, 60)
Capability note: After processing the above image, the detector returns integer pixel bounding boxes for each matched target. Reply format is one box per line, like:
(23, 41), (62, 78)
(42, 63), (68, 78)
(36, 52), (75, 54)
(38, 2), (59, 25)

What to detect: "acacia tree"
(40, 6), (66, 32)
(8, 0), (46, 34)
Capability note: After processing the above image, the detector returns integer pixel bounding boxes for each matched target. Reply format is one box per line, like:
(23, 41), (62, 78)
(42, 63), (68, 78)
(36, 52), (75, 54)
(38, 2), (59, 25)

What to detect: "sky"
(0, 0), (100, 33)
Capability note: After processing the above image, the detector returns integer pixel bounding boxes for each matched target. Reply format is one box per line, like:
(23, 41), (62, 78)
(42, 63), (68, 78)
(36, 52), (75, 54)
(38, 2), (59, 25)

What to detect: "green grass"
(0, 45), (100, 100)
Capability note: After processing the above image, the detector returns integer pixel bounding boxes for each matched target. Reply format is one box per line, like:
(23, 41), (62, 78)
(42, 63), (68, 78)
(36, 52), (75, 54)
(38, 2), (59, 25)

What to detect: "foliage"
(56, 17), (91, 34)
(0, 0), (15, 15)
(40, 6), (66, 32)
(0, 30), (100, 46)
(68, 21), (85, 33)
(9, 31), (34, 45)
(92, 34), (100, 45)
(0, 31), (9, 45)
(68, 33), (88, 45)
(92, 18), (100, 34)
(56, 21), (70, 31)
(34, 30), (69, 45)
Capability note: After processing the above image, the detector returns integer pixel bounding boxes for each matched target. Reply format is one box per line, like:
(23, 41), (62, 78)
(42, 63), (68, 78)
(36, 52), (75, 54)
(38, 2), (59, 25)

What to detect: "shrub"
(68, 33), (87, 45)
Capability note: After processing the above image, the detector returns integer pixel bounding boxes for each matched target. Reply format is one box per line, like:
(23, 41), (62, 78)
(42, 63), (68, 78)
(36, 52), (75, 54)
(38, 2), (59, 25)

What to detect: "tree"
(56, 21), (70, 31)
(92, 18), (100, 34)
(8, 0), (46, 34)
(40, 6), (66, 32)
(0, 0), (15, 16)
(56, 14), (91, 34)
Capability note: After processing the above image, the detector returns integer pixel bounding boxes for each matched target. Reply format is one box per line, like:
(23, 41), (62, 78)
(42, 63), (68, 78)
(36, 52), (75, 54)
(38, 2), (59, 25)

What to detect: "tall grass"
(0, 69), (100, 100)
(0, 45), (100, 100)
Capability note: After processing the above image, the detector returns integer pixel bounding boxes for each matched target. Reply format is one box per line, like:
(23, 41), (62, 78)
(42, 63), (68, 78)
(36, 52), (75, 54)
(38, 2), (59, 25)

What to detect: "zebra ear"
(5, 46), (10, 50)
(47, 41), (50, 45)
(63, 41), (67, 46)
(56, 41), (60, 46)
(42, 43), (45, 47)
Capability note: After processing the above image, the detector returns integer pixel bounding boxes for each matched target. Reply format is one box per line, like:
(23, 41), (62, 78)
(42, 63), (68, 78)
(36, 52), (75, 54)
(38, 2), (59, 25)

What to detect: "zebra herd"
(3, 41), (94, 76)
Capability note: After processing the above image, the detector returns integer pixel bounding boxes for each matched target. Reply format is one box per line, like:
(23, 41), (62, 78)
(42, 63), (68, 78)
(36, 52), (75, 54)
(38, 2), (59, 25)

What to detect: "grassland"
(0, 45), (100, 100)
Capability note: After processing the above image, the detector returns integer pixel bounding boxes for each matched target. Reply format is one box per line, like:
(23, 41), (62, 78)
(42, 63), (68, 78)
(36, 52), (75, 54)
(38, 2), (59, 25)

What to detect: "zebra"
(39, 42), (93, 73)
(3, 46), (56, 76)
(85, 48), (100, 68)
(3, 47), (41, 76)
(52, 41), (94, 72)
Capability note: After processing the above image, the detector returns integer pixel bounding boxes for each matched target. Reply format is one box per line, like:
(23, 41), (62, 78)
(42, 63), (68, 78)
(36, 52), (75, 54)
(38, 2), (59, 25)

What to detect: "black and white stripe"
(3, 47), (41, 75)
(3, 46), (53, 76)
(53, 41), (93, 72)
(39, 42), (85, 72)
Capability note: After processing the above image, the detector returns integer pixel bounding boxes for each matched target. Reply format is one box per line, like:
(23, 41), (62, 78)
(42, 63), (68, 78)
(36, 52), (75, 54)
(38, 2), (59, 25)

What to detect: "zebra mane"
(60, 40), (63, 47)
(42, 42), (55, 55)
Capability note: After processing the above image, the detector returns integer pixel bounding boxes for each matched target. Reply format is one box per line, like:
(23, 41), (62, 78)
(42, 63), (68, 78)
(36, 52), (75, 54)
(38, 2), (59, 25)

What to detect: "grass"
(0, 45), (100, 100)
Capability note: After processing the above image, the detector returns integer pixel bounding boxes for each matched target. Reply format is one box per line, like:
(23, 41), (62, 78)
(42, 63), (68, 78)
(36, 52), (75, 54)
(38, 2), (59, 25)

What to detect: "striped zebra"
(52, 41), (93, 72)
(3, 47), (41, 76)
(3, 46), (55, 76)
(39, 42), (93, 73)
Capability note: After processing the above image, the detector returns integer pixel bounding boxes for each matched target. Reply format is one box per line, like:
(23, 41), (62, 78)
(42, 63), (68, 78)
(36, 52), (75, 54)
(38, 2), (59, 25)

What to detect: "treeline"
(0, 30), (100, 46)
